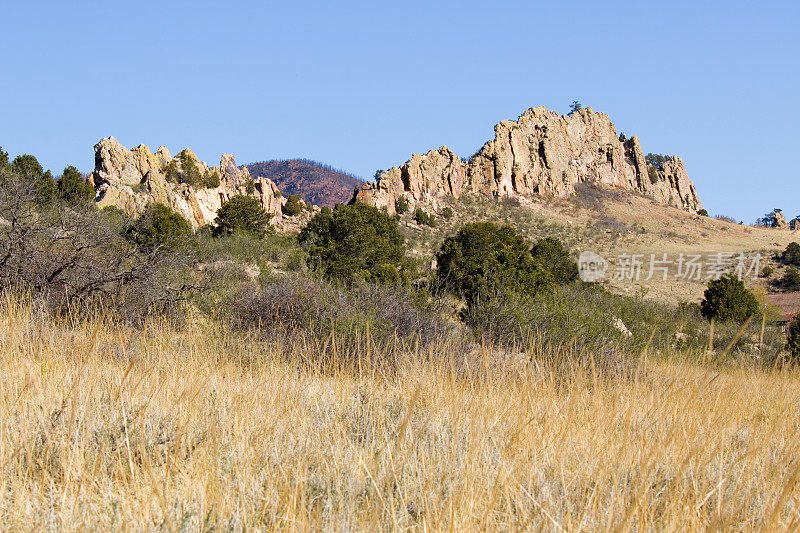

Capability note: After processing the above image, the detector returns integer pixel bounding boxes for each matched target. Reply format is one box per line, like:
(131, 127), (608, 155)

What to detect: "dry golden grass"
(1, 294), (799, 531)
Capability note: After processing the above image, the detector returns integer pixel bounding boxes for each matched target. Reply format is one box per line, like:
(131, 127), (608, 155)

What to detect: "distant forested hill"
(245, 159), (364, 207)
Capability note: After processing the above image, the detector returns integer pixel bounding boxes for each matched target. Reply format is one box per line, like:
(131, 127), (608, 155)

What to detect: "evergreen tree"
(437, 222), (551, 309)
(11, 154), (43, 179)
(700, 274), (759, 323)
(213, 195), (273, 238)
(531, 236), (578, 285)
(299, 203), (406, 283)
(58, 166), (94, 203)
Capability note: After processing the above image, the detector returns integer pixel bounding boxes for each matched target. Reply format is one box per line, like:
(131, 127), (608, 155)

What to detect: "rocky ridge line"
(89, 137), (286, 228)
(356, 106), (703, 214)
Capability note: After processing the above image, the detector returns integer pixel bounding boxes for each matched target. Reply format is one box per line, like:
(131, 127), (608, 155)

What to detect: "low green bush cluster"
(783, 267), (800, 291)
(413, 208), (436, 227)
(213, 195), (273, 238)
(282, 194), (304, 216)
(164, 151), (221, 188)
(700, 274), (760, 323)
(394, 196), (409, 214)
(436, 222), (551, 312)
(299, 203), (407, 284)
(783, 242), (800, 266)
(788, 315), (800, 362)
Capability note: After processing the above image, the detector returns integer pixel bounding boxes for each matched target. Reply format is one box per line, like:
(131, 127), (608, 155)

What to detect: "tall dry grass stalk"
(0, 293), (799, 531)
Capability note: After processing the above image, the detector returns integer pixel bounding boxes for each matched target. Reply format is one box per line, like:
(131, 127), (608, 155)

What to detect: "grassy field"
(1, 294), (799, 531)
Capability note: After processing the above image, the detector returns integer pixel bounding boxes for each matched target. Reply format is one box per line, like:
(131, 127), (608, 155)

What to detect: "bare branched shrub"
(0, 168), (196, 322)
(233, 278), (459, 364)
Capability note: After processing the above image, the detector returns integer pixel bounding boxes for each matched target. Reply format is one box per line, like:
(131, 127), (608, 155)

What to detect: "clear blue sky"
(1, 1), (797, 222)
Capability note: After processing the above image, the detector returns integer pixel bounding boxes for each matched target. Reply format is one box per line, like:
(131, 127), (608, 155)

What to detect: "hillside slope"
(395, 185), (797, 307)
(246, 159), (364, 207)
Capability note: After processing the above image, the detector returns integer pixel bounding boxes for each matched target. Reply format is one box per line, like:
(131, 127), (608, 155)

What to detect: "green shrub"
(697, 208), (709, 217)
(437, 222), (551, 311)
(11, 154), (42, 178)
(440, 206), (454, 220)
(783, 267), (800, 291)
(245, 178), (255, 195)
(700, 274), (760, 323)
(179, 152), (202, 186)
(162, 152), (219, 188)
(283, 194), (304, 216)
(787, 314), (800, 362)
(375, 263), (402, 285)
(35, 171), (57, 206)
(678, 301), (703, 316)
(202, 170), (220, 188)
(126, 203), (193, 249)
(413, 208), (436, 227)
(783, 242), (800, 266)
(395, 196), (409, 215)
(465, 282), (783, 361)
(8, 154), (56, 205)
(100, 205), (133, 234)
(647, 165), (659, 184)
(298, 203), (406, 284)
(58, 165), (94, 203)
(163, 160), (179, 183)
(761, 265), (774, 278)
(531, 236), (578, 285)
(0, 147), (9, 172)
(213, 195), (273, 238)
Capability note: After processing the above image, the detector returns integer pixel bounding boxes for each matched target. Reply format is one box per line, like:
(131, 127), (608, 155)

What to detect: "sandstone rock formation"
(89, 137), (285, 228)
(773, 211), (789, 229)
(356, 107), (703, 214)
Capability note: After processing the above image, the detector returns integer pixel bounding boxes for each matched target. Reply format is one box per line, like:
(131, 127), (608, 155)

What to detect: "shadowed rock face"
(356, 106), (703, 215)
(89, 137), (285, 228)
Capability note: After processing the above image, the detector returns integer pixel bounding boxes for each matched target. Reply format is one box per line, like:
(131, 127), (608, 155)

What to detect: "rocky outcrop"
(771, 211), (789, 229)
(356, 106), (703, 214)
(89, 137), (285, 228)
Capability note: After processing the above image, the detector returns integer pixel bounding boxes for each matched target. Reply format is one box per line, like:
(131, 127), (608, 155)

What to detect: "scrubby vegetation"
(1, 144), (799, 529)
(700, 274), (760, 323)
(413, 207), (436, 227)
(783, 242), (800, 266)
(164, 151), (220, 188)
(299, 203), (407, 284)
(213, 195), (273, 238)
(394, 195), (409, 214)
(125, 202), (193, 249)
(788, 314), (800, 361)
(783, 267), (800, 291)
(531, 236), (579, 285)
(436, 222), (551, 313)
(282, 193), (304, 216)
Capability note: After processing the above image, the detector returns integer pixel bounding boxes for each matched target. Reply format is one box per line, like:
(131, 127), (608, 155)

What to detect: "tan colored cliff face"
(90, 137), (285, 228)
(357, 107), (703, 215)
